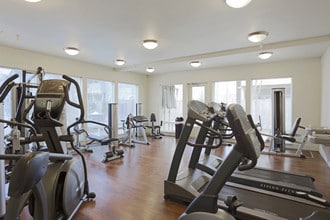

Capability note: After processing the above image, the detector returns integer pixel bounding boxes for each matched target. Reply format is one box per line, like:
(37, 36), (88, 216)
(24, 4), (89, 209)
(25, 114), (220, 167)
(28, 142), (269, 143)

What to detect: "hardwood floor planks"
(16, 136), (330, 219)
(74, 136), (330, 220)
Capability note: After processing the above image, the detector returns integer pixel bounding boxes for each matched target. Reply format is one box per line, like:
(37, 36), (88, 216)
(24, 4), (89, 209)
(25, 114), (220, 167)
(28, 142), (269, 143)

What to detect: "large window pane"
(87, 79), (114, 136)
(251, 78), (292, 134)
(161, 84), (183, 132)
(118, 83), (138, 131)
(191, 85), (205, 102)
(213, 80), (246, 108)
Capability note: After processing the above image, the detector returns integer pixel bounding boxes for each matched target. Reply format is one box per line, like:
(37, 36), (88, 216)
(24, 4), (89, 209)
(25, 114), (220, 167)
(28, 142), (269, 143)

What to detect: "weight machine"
(71, 103), (124, 163)
(261, 88), (310, 158)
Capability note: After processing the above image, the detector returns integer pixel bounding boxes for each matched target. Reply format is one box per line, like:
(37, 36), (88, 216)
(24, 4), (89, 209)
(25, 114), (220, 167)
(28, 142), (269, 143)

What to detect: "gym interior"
(1, 0), (330, 219)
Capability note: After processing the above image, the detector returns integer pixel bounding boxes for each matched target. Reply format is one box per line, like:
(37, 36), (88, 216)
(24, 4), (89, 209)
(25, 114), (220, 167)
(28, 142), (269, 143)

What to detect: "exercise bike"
(0, 73), (95, 219)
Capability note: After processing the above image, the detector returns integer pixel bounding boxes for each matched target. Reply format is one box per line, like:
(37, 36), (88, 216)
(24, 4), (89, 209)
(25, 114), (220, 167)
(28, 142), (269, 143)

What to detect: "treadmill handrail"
(186, 120), (223, 149)
(182, 104), (264, 217)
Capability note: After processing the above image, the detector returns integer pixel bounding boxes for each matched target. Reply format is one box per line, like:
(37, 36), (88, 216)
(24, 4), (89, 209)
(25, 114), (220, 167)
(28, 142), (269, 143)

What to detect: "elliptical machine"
(0, 73), (95, 219)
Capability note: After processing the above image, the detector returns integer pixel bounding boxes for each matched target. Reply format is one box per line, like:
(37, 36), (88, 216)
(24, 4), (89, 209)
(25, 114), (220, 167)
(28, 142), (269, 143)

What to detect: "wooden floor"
(71, 136), (330, 220)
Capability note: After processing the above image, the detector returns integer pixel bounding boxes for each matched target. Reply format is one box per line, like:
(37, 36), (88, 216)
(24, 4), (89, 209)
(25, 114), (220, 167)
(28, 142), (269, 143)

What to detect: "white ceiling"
(1, 0), (330, 74)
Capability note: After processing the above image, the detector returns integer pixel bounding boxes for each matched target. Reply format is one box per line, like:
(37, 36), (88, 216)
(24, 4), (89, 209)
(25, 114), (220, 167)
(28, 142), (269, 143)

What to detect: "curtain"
(162, 85), (176, 109)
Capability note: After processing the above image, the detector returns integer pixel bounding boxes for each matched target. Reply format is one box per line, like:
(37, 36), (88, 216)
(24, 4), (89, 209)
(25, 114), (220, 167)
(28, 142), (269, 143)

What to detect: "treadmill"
(188, 102), (321, 198)
(164, 100), (330, 220)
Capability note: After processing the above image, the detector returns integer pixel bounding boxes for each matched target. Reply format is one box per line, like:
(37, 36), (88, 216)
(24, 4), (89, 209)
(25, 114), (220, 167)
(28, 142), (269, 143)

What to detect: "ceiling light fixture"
(190, 61), (201, 67)
(114, 59), (126, 66)
(146, 67), (155, 73)
(142, 40), (158, 50)
(258, 52), (273, 60)
(64, 47), (80, 56)
(225, 0), (252, 8)
(25, 0), (42, 2)
(248, 31), (269, 43)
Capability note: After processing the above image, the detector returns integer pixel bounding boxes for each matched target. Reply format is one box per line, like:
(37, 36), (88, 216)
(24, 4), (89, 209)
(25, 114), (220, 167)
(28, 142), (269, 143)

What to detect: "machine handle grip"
(247, 114), (265, 151)
(0, 118), (37, 135)
(0, 74), (19, 102)
(0, 73), (19, 97)
(62, 74), (84, 118)
(62, 74), (76, 83)
(0, 82), (15, 103)
(238, 158), (257, 171)
(62, 75), (86, 136)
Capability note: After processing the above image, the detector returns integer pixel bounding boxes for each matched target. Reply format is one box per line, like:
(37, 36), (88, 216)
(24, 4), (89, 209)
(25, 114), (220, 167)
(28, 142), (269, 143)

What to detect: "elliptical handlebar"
(0, 118), (36, 135)
(62, 75), (85, 134)
(0, 74), (19, 102)
(62, 74), (85, 119)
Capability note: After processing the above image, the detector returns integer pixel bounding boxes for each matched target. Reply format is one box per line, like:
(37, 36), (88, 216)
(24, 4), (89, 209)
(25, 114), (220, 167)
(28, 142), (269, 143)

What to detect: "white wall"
(321, 47), (330, 127)
(0, 45), (148, 111)
(147, 58), (322, 128)
(320, 46), (330, 166)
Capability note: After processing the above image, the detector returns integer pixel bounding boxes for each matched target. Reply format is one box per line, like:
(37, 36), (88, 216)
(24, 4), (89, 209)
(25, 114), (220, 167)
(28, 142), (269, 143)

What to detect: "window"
(190, 83), (206, 102)
(251, 78), (292, 134)
(213, 80), (246, 108)
(86, 79), (114, 123)
(161, 84), (183, 132)
(118, 83), (139, 131)
(86, 79), (114, 136)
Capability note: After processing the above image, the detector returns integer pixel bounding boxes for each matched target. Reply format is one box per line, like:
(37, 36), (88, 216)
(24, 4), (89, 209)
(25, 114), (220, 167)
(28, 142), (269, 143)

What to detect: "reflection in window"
(161, 84), (183, 132)
(86, 79), (114, 135)
(191, 85), (205, 102)
(118, 83), (138, 132)
(251, 78), (292, 134)
(213, 80), (246, 108)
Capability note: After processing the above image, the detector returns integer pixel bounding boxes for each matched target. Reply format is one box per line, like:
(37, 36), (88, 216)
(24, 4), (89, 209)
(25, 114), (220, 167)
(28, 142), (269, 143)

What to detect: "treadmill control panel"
(188, 100), (217, 122)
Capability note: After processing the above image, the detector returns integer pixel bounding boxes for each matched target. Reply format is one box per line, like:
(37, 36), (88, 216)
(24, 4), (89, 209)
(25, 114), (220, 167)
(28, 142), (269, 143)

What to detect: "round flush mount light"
(114, 59), (126, 66)
(190, 61), (201, 67)
(146, 67), (155, 73)
(64, 47), (80, 56)
(258, 52), (273, 60)
(248, 31), (269, 43)
(225, 0), (252, 8)
(142, 40), (158, 50)
(25, 0), (41, 2)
